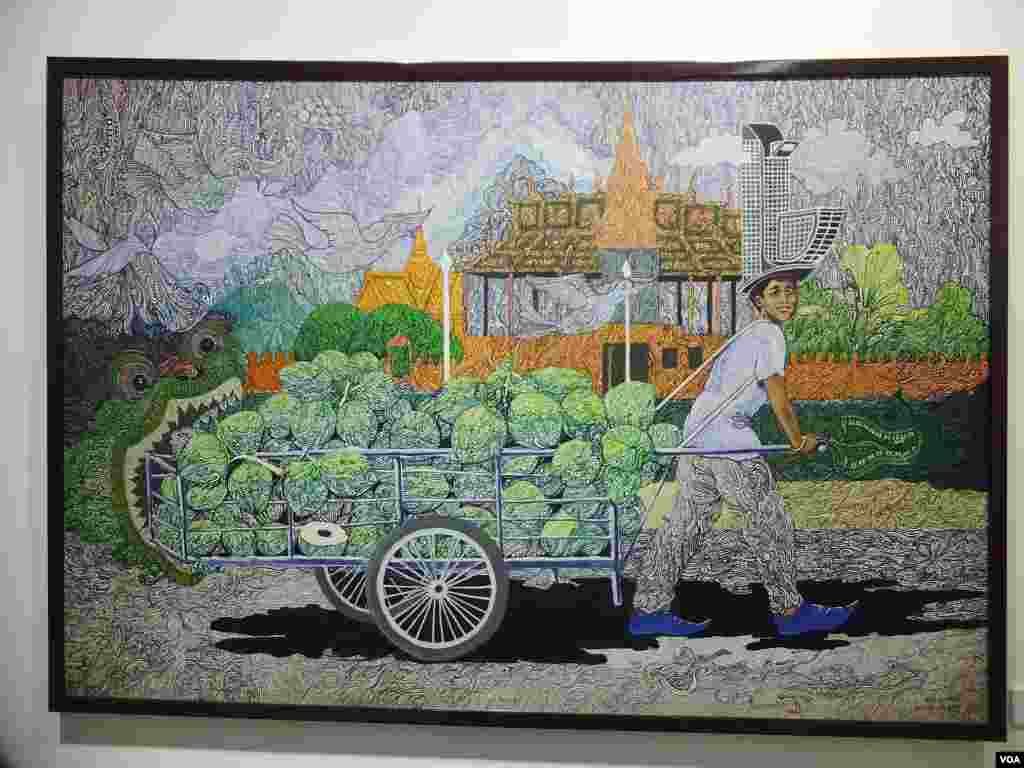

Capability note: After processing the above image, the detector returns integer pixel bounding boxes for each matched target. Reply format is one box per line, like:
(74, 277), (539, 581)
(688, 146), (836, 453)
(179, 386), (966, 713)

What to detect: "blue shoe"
(628, 611), (711, 637)
(772, 601), (859, 637)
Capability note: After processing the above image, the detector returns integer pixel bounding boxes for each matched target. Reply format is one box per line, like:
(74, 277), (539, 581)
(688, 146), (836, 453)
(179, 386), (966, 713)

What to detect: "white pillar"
(623, 259), (632, 383)
(440, 248), (452, 384)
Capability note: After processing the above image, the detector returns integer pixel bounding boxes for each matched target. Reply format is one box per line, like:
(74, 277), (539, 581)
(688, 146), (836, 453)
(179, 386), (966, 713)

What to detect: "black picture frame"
(48, 55), (1008, 742)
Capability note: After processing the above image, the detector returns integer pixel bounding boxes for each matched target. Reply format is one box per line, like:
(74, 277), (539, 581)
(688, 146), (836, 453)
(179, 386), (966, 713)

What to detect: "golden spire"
(405, 226), (440, 298)
(593, 110), (658, 248)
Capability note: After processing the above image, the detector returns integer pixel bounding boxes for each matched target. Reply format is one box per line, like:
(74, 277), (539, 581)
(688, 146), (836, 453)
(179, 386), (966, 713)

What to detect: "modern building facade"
(740, 124), (845, 289)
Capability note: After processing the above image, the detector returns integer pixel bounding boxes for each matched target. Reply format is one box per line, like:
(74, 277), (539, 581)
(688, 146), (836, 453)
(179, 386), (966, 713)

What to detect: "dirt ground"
(62, 530), (989, 725)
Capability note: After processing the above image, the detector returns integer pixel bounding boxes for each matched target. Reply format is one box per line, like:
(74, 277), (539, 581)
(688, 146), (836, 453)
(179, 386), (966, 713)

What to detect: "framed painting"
(49, 55), (1008, 740)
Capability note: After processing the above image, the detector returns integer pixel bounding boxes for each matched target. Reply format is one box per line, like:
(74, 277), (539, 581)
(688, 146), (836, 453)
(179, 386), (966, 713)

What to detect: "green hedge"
(294, 302), (464, 366)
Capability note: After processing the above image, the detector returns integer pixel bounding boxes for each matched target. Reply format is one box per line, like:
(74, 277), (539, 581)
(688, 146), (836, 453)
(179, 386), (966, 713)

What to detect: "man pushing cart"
(627, 262), (860, 640)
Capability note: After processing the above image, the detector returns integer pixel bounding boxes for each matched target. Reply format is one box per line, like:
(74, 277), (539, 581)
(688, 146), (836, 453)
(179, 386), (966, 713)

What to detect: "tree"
(838, 242), (910, 358)
(293, 303), (365, 361)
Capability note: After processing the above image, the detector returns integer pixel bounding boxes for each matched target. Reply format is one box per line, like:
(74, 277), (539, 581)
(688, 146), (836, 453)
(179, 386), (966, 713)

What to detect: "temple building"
(356, 226), (464, 333)
(452, 111), (745, 339)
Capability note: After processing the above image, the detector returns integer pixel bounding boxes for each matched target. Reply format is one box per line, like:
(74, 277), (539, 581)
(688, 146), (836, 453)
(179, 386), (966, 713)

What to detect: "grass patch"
(640, 480), (986, 530)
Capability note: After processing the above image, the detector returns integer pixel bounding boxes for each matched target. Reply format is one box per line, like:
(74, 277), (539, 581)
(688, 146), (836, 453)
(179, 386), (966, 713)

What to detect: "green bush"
(359, 304), (464, 365)
(293, 303), (365, 361)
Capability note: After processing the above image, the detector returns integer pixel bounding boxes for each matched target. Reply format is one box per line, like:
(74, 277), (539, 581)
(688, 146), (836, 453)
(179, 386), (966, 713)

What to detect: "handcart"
(143, 442), (803, 662)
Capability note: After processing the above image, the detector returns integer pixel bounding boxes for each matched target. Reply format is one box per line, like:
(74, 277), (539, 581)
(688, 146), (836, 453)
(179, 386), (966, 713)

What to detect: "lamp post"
(622, 259), (632, 383)
(439, 247), (452, 384)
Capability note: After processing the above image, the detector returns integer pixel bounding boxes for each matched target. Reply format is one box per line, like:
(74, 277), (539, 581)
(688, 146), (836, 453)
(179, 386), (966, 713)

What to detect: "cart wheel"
(316, 566), (372, 624)
(367, 515), (509, 663)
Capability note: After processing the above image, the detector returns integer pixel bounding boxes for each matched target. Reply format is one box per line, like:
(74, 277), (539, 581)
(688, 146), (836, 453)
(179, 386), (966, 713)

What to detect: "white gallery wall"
(2, 1), (1020, 766)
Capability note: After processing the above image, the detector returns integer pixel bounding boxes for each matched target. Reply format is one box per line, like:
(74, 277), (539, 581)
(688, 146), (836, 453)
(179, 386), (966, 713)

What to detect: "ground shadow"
(210, 605), (391, 660)
(210, 577), (986, 663)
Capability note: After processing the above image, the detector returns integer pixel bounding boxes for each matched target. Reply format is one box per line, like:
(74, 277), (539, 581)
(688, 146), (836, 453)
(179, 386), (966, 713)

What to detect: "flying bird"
(63, 216), (208, 336)
(516, 274), (629, 336)
(270, 199), (432, 273)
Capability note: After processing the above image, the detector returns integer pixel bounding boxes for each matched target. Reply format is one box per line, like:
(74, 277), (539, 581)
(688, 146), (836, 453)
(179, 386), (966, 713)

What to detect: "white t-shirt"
(683, 320), (787, 460)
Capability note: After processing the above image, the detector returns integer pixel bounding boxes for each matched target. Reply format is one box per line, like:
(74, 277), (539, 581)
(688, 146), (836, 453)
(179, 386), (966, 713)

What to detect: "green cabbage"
(501, 480), (549, 549)
(452, 406), (507, 464)
(223, 531), (256, 556)
(402, 468), (450, 513)
(508, 392), (563, 448)
(601, 426), (653, 472)
(454, 505), (498, 542)
(217, 410), (266, 457)
(209, 504), (242, 530)
(604, 381), (657, 429)
(389, 411), (441, 452)
(289, 400), (336, 451)
(185, 481), (229, 512)
(561, 389), (610, 440)
(552, 439), (601, 486)
(318, 450), (375, 498)
(279, 360), (335, 402)
(258, 393), (296, 439)
(187, 519), (221, 556)
(178, 432), (229, 486)
(283, 460), (329, 520)
(527, 367), (593, 402)
(227, 461), (275, 521)
(540, 511), (606, 557)
(349, 370), (401, 423)
(534, 461), (566, 498)
(313, 350), (358, 394)
(254, 528), (289, 556)
(349, 351), (383, 377)
(334, 399), (377, 448)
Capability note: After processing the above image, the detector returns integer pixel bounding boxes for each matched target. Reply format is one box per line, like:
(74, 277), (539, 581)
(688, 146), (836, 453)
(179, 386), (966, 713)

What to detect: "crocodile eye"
(200, 337), (215, 354)
(112, 350), (157, 401)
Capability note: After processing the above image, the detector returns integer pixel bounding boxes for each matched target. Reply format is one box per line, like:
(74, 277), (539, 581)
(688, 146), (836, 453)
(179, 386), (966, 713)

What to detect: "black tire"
(316, 565), (373, 624)
(367, 515), (509, 663)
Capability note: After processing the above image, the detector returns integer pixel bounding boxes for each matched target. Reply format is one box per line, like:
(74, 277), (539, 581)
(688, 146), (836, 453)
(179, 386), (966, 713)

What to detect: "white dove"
(282, 199), (432, 273)
(516, 274), (630, 336)
(63, 216), (206, 335)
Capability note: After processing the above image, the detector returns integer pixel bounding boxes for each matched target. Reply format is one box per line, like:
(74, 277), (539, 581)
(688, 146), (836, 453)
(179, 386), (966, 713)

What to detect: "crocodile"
(830, 415), (924, 478)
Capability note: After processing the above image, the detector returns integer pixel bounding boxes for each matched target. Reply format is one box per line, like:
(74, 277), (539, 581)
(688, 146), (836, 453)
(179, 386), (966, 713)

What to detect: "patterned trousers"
(630, 455), (802, 616)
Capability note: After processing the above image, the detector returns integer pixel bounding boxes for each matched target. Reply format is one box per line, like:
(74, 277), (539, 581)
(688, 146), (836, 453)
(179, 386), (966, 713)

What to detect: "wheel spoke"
(409, 594), (434, 639)
(444, 561), (488, 588)
(336, 570), (367, 604)
(432, 595), (440, 644)
(444, 591), (484, 630)
(383, 583), (423, 598)
(396, 592), (432, 633)
(438, 594), (460, 642)
(388, 558), (432, 587)
(388, 589), (430, 623)
(447, 591), (488, 620)
(449, 589), (492, 602)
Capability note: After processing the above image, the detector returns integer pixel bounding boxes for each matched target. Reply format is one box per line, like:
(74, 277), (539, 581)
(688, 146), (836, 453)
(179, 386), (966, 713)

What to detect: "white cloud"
(790, 119), (907, 196)
(907, 110), (979, 148)
(669, 134), (745, 167)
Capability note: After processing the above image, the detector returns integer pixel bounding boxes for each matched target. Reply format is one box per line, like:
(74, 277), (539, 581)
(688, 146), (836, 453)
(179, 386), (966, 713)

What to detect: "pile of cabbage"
(155, 352), (681, 562)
